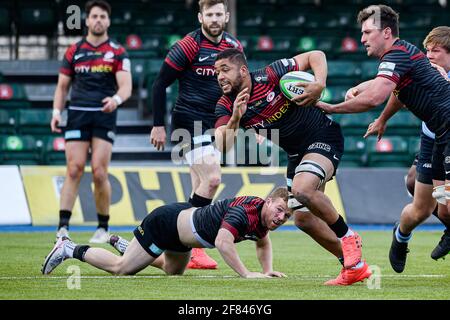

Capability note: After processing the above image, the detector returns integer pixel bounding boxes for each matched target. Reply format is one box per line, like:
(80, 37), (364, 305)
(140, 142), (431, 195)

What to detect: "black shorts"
(133, 202), (193, 258)
(286, 121), (344, 190)
(64, 108), (117, 144)
(416, 132), (434, 185)
(171, 111), (216, 155)
(432, 130), (450, 182)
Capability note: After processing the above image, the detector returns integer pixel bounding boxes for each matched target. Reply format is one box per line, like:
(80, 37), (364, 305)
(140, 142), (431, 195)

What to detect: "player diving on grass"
(42, 188), (290, 278)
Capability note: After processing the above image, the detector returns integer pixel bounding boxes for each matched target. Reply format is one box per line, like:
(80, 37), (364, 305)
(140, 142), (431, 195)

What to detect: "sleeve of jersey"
(377, 50), (412, 84)
(221, 206), (248, 240)
(59, 44), (76, 76)
(267, 58), (299, 83)
(215, 96), (233, 128)
(164, 36), (198, 72)
(115, 47), (131, 73)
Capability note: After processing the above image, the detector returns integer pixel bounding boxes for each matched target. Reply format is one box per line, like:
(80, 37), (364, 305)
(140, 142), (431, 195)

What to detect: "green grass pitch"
(0, 230), (448, 300)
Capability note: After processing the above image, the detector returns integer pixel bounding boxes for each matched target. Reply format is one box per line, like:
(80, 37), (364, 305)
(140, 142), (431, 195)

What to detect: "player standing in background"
(149, 0), (242, 269)
(214, 49), (371, 286)
(364, 26), (450, 268)
(315, 6), (450, 272)
(50, 0), (132, 243)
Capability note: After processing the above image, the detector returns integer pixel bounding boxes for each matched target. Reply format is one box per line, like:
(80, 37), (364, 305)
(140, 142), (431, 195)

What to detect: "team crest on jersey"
(104, 51), (114, 62)
(109, 41), (119, 49)
(225, 36), (239, 48)
(254, 75), (268, 83)
(266, 91), (275, 102)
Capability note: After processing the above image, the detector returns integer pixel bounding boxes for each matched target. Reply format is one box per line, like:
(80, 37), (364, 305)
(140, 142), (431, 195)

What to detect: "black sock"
(73, 245), (90, 262)
(431, 205), (450, 230)
(329, 215), (349, 238)
(58, 210), (72, 229)
(97, 214), (110, 231)
(189, 193), (213, 207)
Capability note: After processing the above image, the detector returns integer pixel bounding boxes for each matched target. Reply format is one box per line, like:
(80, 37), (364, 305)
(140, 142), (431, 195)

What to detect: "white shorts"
(184, 145), (222, 167)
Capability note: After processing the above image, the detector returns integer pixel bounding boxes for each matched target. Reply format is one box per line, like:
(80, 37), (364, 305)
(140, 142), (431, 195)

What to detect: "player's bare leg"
(89, 138), (113, 243)
(390, 181), (436, 273)
(187, 152), (221, 269)
(291, 153), (364, 270)
(294, 211), (343, 259)
(57, 141), (90, 239)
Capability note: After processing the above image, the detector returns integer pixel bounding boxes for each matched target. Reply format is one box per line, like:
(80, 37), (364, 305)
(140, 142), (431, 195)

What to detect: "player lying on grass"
(42, 188), (290, 278)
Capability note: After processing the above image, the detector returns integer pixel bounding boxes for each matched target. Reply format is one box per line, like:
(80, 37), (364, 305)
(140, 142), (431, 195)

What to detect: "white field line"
(0, 274), (446, 280)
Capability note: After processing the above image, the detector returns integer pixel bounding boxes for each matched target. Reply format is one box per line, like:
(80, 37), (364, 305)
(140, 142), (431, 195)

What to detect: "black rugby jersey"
(60, 38), (130, 109)
(192, 196), (268, 246)
(215, 58), (332, 153)
(165, 28), (242, 122)
(377, 39), (450, 136)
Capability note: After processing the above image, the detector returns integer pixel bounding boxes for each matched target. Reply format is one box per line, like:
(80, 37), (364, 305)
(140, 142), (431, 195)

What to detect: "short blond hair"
(198, 0), (228, 12)
(423, 26), (450, 52)
(268, 187), (289, 202)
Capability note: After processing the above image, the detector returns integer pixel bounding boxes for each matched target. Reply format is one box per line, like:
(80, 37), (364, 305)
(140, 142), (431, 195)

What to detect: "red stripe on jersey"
(165, 57), (183, 71)
(220, 221), (239, 239)
(215, 115), (231, 128)
(411, 52), (425, 60)
(249, 198), (264, 207)
(230, 197), (244, 207)
(380, 45), (409, 60)
(266, 66), (279, 82)
(178, 36), (198, 62)
(59, 67), (72, 76)
(377, 74), (400, 84)
(65, 43), (77, 63)
(398, 77), (413, 90)
(243, 204), (259, 231)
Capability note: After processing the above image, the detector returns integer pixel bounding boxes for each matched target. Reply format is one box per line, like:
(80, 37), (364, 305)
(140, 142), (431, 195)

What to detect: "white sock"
(63, 240), (76, 258)
(340, 228), (355, 239)
(351, 261), (364, 270)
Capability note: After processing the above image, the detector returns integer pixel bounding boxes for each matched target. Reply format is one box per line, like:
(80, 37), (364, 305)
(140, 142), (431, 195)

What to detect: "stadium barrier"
(0, 165), (441, 226)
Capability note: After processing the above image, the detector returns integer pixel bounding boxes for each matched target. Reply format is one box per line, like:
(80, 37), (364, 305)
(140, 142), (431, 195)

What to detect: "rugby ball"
(279, 71), (315, 100)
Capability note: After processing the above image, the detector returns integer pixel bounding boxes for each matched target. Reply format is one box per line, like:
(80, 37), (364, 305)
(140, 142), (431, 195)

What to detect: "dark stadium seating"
(0, 134), (45, 165)
(0, 0), (447, 166)
(17, 109), (53, 135)
(366, 136), (411, 167)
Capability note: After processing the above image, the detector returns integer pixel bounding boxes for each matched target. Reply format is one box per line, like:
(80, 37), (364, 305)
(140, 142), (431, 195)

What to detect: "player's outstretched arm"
(316, 76), (396, 114)
(215, 228), (269, 278)
(364, 93), (405, 140)
(256, 235), (286, 278)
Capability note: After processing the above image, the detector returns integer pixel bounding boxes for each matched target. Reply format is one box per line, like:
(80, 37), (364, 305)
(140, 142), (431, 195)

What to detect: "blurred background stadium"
(0, 0), (449, 226)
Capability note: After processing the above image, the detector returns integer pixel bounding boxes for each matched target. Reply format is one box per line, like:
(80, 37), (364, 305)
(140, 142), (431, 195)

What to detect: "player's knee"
(66, 163), (85, 181)
(92, 166), (108, 185)
(292, 188), (313, 208)
(207, 174), (221, 191)
(406, 175), (415, 196)
(294, 212), (312, 229)
(164, 265), (186, 275)
(113, 260), (135, 276)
